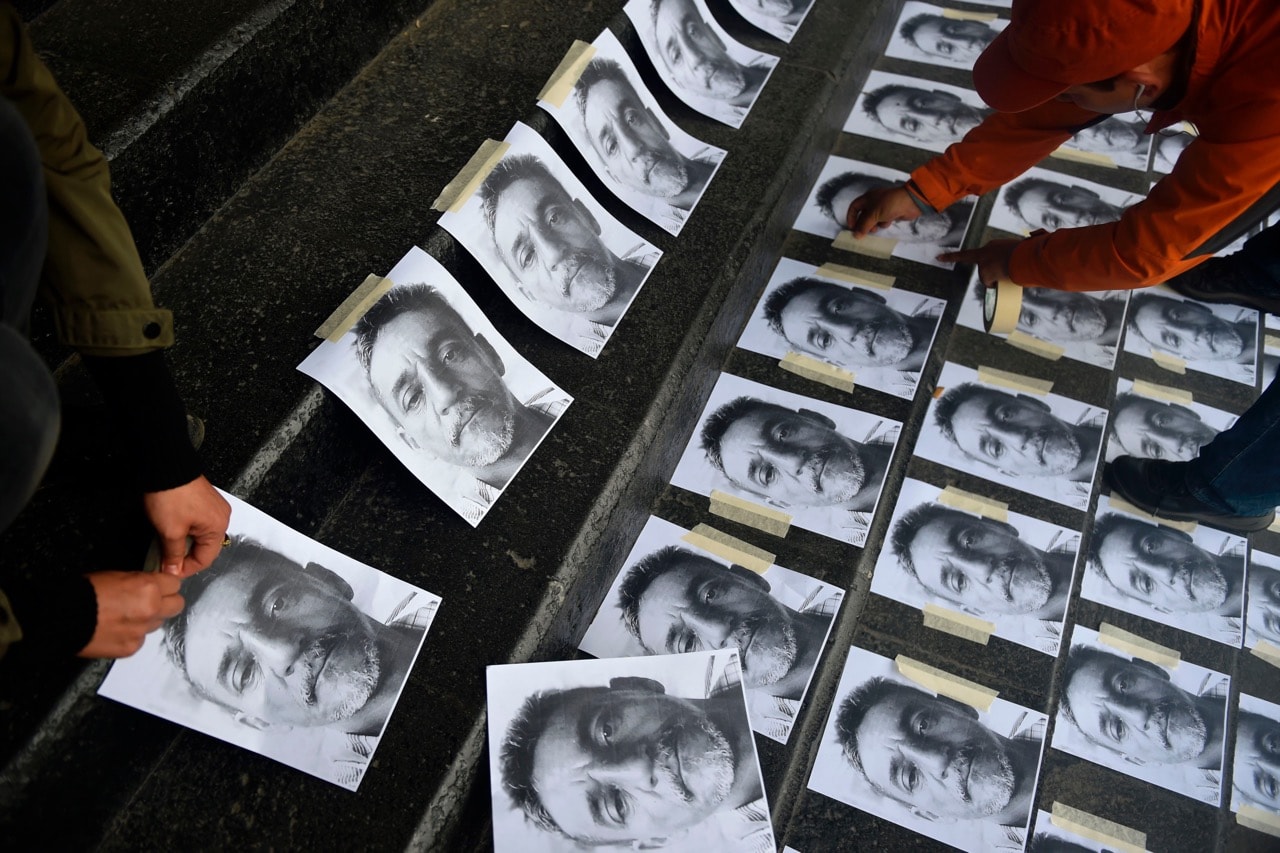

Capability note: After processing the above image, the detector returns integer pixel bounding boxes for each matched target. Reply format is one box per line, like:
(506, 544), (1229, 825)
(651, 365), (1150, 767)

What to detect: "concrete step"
(1, 0), (894, 849)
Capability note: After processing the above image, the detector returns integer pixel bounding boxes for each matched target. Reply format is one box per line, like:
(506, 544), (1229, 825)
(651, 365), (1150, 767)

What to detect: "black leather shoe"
(1106, 456), (1275, 533)
(1164, 258), (1280, 315)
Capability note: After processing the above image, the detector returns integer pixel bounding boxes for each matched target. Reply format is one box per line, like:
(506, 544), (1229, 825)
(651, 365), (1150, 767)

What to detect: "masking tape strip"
(1132, 378), (1193, 404)
(1007, 330), (1065, 361)
(682, 524), (775, 575)
(1098, 622), (1180, 669)
(938, 486), (1009, 522)
(779, 352), (856, 393)
(1150, 350), (1188, 374)
(1237, 805), (1280, 839)
(1249, 639), (1280, 670)
(431, 139), (511, 213)
(942, 7), (998, 20)
(922, 603), (995, 645)
(1106, 493), (1199, 535)
(895, 655), (998, 712)
(1269, 515), (1280, 535)
(833, 230), (896, 259)
(1050, 147), (1119, 168)
(815, 263), (895, 290)
(709, 490), (792, 538)
(537, 40), (597, 109)
(977, 364), (1053, 395)
(1265, 333), (1280, 351)
(1050, 803), (1147, 853)
(983, 280), (1022, 334)
(315, 274), (395, 342)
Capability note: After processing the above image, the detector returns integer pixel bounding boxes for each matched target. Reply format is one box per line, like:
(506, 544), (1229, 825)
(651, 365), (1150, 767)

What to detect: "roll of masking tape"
(983, 279), (1022, 334)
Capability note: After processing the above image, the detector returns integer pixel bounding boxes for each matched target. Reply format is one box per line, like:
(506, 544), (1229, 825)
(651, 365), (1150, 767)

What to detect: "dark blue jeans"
(1186, 221), (1280, 515)
(1, 93), (59, 534)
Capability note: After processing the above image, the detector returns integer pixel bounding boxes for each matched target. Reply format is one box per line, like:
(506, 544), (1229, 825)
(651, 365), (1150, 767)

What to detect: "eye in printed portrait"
(988, 167), (1143, 236)
(1123, 285), (1258, 387)
(884, 1), (1009, 70)
(1103, 378), (1236, 464)
(1232, 693), (1280, 818)
(845, 70), (989, 154)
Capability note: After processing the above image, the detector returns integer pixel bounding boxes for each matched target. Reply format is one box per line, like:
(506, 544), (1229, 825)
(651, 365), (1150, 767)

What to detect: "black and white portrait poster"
(579, 515), (843, 744)
(872, 477), (1079, 655)
(538, 29), (726, 236)
(1103, 377), (1236, 464)
(99, 491), (440, 791)
(1122, 284), (1259, 387)
(1058, 112), (1153, 172)
(623, 0), (778, 129)
(437, 122), (661, 357)
(794, 155), (975, 269)
(1083, 495), (1246, 647)
(298, 247), (572, 526)
(808, 645), (1046, 851)
(884, 2), (1008, 71)
(1052, 626), (1228, 806)
(724, 0), (816, 43)
(1232, 693), (1280, 817)
(987, 166), (1144, 237)
(736, 257), (945, 400)
(1027, 809), (1124, 853)
(957, 269), (1128, 371)
(486, 649), (775, 852)
(844, 70), (987, 154)
(1245, 547), (1280, 651)
(917, 362), (1105, 511)
(671, 372), (901, 546)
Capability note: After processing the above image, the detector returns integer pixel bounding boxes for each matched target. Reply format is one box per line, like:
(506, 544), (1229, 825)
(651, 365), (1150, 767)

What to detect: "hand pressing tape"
(1150, 350), (1187, 374)
(815, 263), (895, 290)
(922, 603), (995, 645)
(1249, 639), (1280, 670)
(938, 485), (1008, 522)
(895, 655), (998, 712)
(315, 274), (395, 342)
(983, 279), (1022, 334)
(834, 230), (896, 259)
(709, 490), (792, 538)
(1050, 147), (1119, 168)
(1132, 378), (1193, 404)
(780, 352), (856, 393)
(538, 40), (597, 108)
(431, 139), (512, 213)
(682, 524), (775, 575)
(1007, 330), (1065, 360)
(1106, 494), (1198, 535)
(977, 364), (1053, 395)
(1050, 803), (1147, 853)
(1098, 622), (1180, 669)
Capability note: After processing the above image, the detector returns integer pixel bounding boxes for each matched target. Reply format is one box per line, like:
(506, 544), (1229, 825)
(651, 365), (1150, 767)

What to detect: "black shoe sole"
(1105, 465), (1276, 534)
(1166, 280), (1280, 316)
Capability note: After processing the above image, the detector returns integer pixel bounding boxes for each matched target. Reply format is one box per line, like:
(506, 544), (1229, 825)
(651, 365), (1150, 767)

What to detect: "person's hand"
(938, 238), (1021, 287)
(845, 185), (922, 237)
(143, 475), (231, 578)
(78, 571), (184, 658)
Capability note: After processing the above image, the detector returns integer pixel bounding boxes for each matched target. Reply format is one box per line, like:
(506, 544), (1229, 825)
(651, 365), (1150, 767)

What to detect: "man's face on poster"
(530, 681), (739, 843)
(905, 16), (995, 64)
(745, 0), (796, 19)
(581, 75), (689, 198)
(1094, 518), (1231, 612)
(870, 87), (985, 144)
(1073, 117), (1144, 153)
(1012, 182), (1123, 231)
(180, 562), (382, 728)
(1109, 397), (1216, 462)
(902, 510), (1054, 615)
(490, 169), (619, 313)
(1018, 287), (1109, 342)
(1064, 652), (1208, 764)
(717, 402), (869, 507)
(652, 0), (747, 100)
(854, 685), (1018, 819)
(778, 282), (917, 367)
(825, 175), (954, 243)
(1248, 563), (1280, 643)
(634, 554), (797, 687)
(1234, 711), (1280, 809)
(945, 388), (1083, 476)
(1130, 297), (1246, 362)
(367, 306), (517, 468)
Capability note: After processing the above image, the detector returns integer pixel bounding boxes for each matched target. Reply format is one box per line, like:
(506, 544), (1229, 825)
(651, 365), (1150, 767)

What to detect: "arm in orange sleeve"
(1008, 130), (1280, 291)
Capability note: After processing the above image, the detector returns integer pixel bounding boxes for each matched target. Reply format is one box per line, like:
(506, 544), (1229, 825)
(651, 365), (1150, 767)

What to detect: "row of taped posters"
(95, 0), (1280, 851)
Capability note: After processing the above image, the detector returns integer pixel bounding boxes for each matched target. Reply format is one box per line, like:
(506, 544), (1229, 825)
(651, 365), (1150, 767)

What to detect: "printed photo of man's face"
(1019, 288), (1111, 342)
(1004, 178), (1125, 232)
(938, 385), (1085, 477)
(770, 279), (919, 367)
(651, 0), (748, 100)
(818, 172), (956, 243)
(1090, 514), (1235, 613)
(1108, 393), (1217, 462)
(899, 13), (996, 64)
(1128, 293), (1248, 362)
(1234, 707), (1280, 811)
(865, 85), (986, 145)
